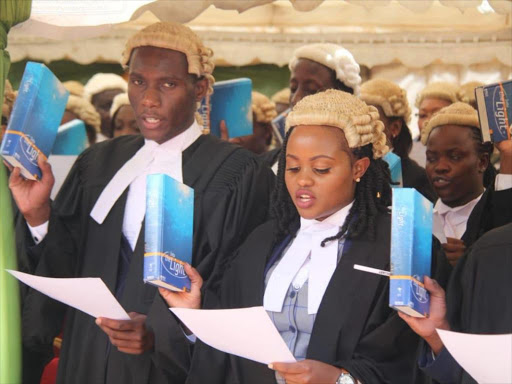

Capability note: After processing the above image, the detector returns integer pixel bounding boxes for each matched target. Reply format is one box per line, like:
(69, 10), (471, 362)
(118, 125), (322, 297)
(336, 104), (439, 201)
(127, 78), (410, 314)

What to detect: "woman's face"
(418, 97), (452, 133)
(285, 125), (366, 221)
(289, 59), (337, 108)
(113, 105), (139, 137)
(426, 124), (487, 207)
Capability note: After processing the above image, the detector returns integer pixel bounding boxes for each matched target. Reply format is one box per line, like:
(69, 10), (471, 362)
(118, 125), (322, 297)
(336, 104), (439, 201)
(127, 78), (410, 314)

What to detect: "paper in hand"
(437, 329), (512, 384)
(7, 270), (129, 320)
(171, 306), (296, 365)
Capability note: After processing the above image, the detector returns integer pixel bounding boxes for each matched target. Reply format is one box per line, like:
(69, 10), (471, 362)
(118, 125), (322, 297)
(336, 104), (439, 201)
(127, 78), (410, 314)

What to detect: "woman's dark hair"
(271, 127), (393, 246)
(467, 126), (496, 188)
(85, 123), (97, 145)
(390, 117), (413, 159)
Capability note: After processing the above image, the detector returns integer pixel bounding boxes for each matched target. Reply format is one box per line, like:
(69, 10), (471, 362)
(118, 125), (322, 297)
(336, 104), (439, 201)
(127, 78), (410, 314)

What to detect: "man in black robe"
(10, 22), (274, 384)
(400, 222), (512, 383)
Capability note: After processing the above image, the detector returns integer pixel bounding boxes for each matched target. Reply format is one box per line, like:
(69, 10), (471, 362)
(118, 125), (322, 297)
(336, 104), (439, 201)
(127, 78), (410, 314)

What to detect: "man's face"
(289, 59), (337, 108)
(128, 46), (207, 144)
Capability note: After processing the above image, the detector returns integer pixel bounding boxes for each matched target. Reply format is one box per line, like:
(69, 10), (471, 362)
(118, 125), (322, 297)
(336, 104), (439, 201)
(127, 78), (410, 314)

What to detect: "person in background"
(109, 93), (139, 138)
(288, 43), (361, 108)
(11, 21), (274, 384)
(360, 78), (436, 201)
(271, 87), (290, 115)
(83, 73), (127, 138)
(265, 43), (363, 174)
(421, 102), (512, 266)
(400, 221), (512, 384)
(161, 90), (419, 384)
(61, 95), (104, 145)
(62, 80), (85, 98)
(1, 79), (15, 141)
(457, 81), (502, 168)
(456, 81), (483, 110)
(410, 82), (459, 167)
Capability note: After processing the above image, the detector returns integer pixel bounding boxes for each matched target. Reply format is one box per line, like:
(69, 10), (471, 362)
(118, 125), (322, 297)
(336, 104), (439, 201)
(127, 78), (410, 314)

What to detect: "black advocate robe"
(414, 185), (512, 384)
(185, 213), (420, 384)
(21, 133), (275, 384)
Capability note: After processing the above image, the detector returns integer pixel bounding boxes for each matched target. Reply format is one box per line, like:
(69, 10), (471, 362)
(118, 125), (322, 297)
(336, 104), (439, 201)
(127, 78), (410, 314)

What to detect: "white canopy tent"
(7, 0), (512, 136)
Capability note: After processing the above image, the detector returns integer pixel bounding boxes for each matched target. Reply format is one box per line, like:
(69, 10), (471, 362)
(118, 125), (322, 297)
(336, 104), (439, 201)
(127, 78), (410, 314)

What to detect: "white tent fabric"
(8, 1), (511, 68)
(7, 0), (512, 138)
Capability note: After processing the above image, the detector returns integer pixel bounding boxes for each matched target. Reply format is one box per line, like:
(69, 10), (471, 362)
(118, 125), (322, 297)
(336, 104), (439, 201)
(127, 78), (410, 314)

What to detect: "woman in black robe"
(360, 78), (436, 202)
(421, 102), (512, 266)
(162, 90), (419, 384)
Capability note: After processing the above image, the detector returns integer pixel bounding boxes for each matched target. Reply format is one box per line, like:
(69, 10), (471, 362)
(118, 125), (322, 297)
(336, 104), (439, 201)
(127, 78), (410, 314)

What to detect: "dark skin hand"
(96, 312), (154, 355)
(7, 155), (54, 226)
(269, 360), (344, 384)
(398, 277), (450, 355)
(442, 237), (466, 267)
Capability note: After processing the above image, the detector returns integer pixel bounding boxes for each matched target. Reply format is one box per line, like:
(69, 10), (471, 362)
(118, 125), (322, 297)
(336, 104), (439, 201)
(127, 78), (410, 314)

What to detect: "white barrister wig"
(83, 73), (128, 103)
(289, 43), (362, 96)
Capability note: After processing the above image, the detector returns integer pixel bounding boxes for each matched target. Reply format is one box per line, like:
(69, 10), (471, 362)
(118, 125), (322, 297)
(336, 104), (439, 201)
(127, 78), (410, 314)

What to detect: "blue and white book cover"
(51, 119), (88, 156)
(389, 188), (433, 318)
(144, 174), (194, 292)
(199, 78), (253, 138)
(475, 80), (511, 143)
(271, 108), (290, 144)
(0, 61), (69, 180)
(383, 151), (403, 188)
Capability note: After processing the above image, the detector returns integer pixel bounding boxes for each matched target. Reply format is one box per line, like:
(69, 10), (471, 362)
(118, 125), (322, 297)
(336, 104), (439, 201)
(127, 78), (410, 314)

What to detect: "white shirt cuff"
(495, 174), (512, 191)
(27, 221), (49, 244)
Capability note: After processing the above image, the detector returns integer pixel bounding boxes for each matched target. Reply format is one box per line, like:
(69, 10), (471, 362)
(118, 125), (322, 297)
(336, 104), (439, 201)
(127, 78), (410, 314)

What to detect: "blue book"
(389, 188), (433, 318)
(0, 62), (69, 180)
(51, 119), (88, 155)
(271, 108), (290, 144)
(199, 78), (253, 138)
(475, 80), (511, 143)
(144, 174), (194, 292)
(383, 151), (403, 188)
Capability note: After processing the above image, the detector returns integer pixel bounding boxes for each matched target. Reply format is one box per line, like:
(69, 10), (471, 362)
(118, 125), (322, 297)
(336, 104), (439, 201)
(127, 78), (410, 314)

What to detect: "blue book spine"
(475, 80), (512, 143)
(51, 119), (88, 155)
(271, 108), (290, 144)
(0, 62), (69, 180)
(389, 188), (433, 317)
(199, 78), (253, 138)
(383, 151), (403, 188)
(144, 174), (194, 292)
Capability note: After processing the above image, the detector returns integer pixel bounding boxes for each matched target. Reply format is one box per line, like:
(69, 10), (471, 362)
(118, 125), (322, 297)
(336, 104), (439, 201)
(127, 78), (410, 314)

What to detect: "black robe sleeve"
(22, 148), (90, 351)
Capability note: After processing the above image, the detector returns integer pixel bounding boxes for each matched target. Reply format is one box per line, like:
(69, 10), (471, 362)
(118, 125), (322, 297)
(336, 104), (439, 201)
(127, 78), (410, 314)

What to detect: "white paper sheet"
(7, 270), (130, 320)
(171, 306), (296, 365)
(437, 329), (512, 384)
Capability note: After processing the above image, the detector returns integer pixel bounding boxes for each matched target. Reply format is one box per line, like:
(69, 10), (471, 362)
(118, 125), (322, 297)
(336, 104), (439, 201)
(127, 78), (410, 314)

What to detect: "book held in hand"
(0, 61), (69, 180)
(144, 174), (194, 292)
(389, 188), (433, 318)
(383, 151), (403, 188)
(475, 80), (511, 143)
(199, 78), (253, 138)
(271, 108), (290, 144)
(51, 119), (88, 155)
